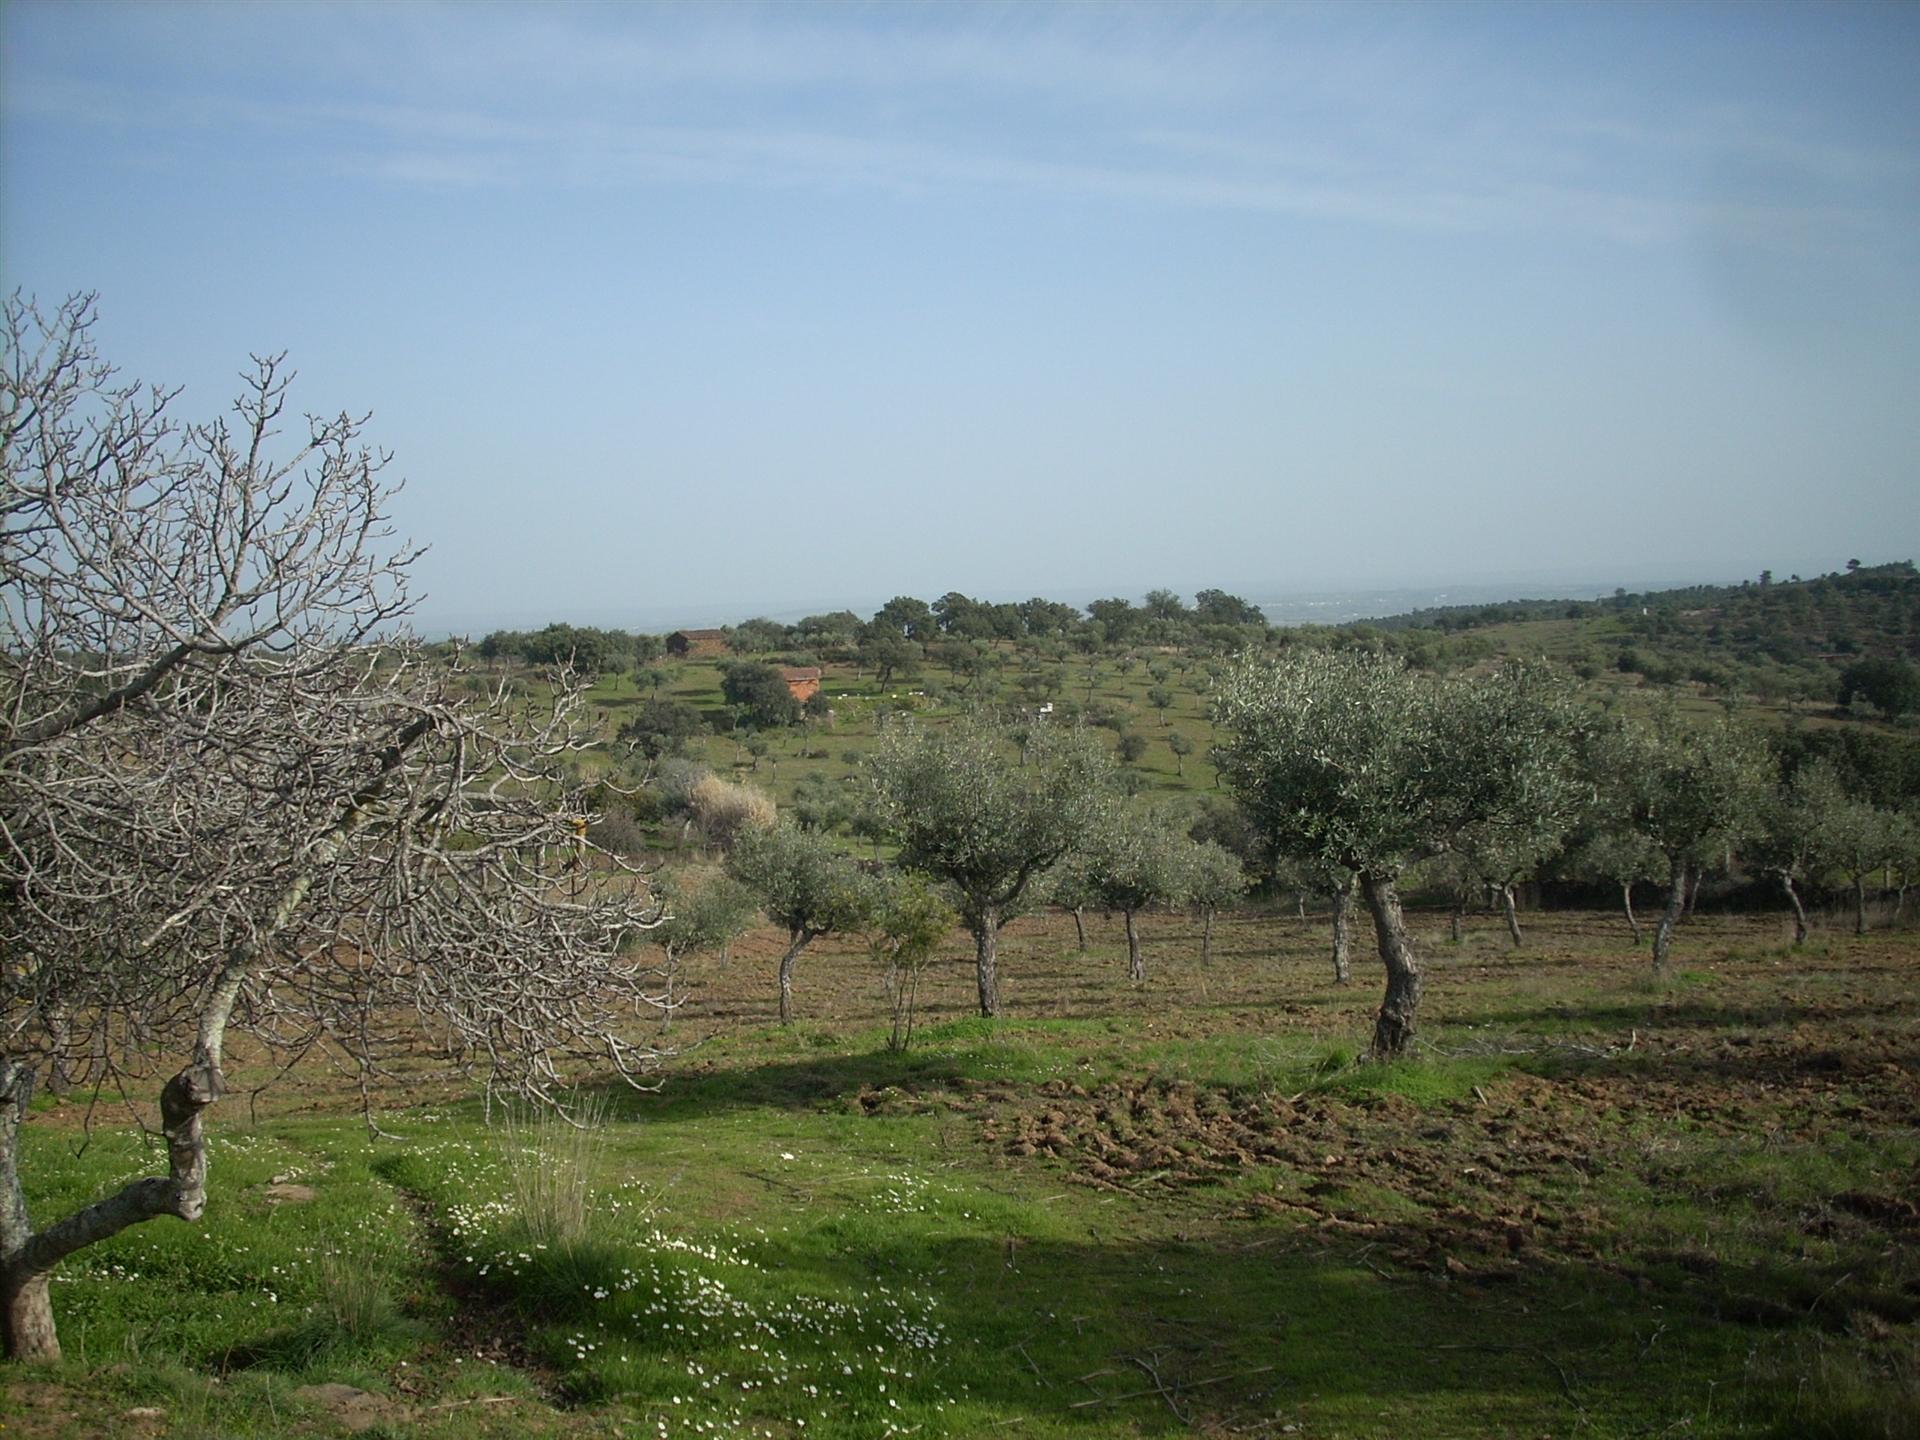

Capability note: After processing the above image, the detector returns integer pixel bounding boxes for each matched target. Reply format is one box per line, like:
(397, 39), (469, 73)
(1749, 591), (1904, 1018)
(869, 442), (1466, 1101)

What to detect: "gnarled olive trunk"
(1072, 906), (1087, 952)
(1200, 907), (1215, 965)
(1622, 881), (1641, 945)
(1780, 874), (1809, 945)
(1499, 884), (1523, 947)
(1854, 874), (1869, 937)
(776, 927), (821, 1026)
(972, 909), (1000, 1017)
(1652, 856), (1690, 974)
(1123, 908), (1144, 982)
(1358, 872), (1421, 1059)
(1330, 881), (1353, 985)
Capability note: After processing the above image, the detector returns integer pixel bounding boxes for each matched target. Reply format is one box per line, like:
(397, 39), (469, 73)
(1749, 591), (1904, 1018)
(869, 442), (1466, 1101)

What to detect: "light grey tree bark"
(1499, 883), (1524, 947)
(1330, 880), (1354, 985)
(973, 908), (1001, 1016)
(1359, 873), (1422, 1058)
(777, 928), (821, 1025)
(1652, 857), (1691, 974)
(1780, 875), (1810, 945)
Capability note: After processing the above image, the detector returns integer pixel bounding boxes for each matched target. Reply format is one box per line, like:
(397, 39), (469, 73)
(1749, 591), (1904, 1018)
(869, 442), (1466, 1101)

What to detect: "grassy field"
(9, 902), (1918, 1439)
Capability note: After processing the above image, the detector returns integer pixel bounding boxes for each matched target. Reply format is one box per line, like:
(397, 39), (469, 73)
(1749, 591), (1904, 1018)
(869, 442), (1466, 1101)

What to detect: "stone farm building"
(666, 628), (728, 658)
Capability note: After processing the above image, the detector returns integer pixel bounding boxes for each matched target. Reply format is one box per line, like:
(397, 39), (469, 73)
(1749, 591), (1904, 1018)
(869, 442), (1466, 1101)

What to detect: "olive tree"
(1217, 653), (1583, 1057)
(867, 717), (1114, 1016)
(648, 872), (757, 1029)
(726, 820), (879, 1024)
(1082, 806), (1192, 982)
(1597, 707), (1771, 971)
(1563, 824), (1667, 945)
(1885, 810), (1920, 921)
(1755, 761), (1852, 944)
(1183, 839), (1248, 965)
(870, 874), (957, 1053)
(1825, 795), (1898, 937)
(0, 296), (664, 1362)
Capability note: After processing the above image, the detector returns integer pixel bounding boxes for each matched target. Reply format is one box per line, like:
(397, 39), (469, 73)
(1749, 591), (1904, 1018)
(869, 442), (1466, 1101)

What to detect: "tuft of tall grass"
(499, 1093), (611, 1252)
(312, 1232), (398, 1343)
(1753, 1333), (1920, 1440)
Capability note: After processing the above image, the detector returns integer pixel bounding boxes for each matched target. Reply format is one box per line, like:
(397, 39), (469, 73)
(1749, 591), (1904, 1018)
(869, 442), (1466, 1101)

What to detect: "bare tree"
(0, 295), (664, 1362)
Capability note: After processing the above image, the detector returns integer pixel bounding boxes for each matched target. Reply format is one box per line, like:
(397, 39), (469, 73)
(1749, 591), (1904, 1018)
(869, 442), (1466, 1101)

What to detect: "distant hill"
(1365, 561), (1919, 706)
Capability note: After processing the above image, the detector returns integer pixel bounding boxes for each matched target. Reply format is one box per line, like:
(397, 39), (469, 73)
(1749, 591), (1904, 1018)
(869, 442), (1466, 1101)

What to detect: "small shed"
(780, 667), (823, 703)
(666, 628), (728, 658)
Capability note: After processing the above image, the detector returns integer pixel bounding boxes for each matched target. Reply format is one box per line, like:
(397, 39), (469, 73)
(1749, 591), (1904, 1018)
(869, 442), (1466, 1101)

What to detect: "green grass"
(11, 918), (1920, 1437)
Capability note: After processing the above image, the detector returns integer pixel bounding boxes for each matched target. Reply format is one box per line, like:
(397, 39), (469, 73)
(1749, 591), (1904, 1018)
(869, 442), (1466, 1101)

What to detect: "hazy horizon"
(406, 552), (1901, 639)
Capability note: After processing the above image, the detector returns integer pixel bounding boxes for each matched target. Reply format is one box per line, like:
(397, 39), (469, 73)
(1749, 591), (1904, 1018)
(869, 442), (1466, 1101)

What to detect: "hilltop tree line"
(476, 563), (1920, 726)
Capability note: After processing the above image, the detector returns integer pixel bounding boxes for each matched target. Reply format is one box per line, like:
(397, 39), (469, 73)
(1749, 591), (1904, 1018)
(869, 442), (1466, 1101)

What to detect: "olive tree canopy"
(867, 715), (1114, 1016)
(1216, 651), (1584, 1056)
(1077, 804), (1192, 983)
(0, 295), (664, 1362)
(727, 819), (880, 1024)
(1595, 705), (1770, 970)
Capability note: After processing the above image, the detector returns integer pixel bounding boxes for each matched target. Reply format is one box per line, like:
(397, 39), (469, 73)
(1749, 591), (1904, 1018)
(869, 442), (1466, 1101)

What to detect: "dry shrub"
(689, 774), (776, 849)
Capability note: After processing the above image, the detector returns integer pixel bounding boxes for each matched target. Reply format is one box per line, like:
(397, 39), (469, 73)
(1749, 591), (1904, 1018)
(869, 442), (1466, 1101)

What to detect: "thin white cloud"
(6, 5), (1911, 258)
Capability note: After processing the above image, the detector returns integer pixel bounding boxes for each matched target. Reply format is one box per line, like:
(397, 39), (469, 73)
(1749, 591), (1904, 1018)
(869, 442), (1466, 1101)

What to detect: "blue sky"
(5, 1), (1916, 633)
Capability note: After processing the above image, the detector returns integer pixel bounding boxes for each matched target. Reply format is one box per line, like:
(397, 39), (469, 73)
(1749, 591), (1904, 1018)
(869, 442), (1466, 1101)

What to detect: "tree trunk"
(1684, 866), (1703, 918)
(2, 1272), (56, 1364)
(1072, 906), (1087, 952)
(2, 1049), (222, 1364)
(1781, 874), (1809, 945)
(1652, 856), (1689, 975)
(42, 1004), (73, 1098)
(1854, 873), (1868, 936)
(1201, 907), (1214, 965)
(1448, 895), (1463, 943)
(777, 928), (817, 1026)
(1124, 908), (1144, 982)
(1499, 884), (1523, 947)
(0, 717), (425, 1364)
(1622, 881), (1641, 946)
(1295, 890), (1307, 920)
(973, 912), (1000, 1017)
(1330, 881), (1353, 985)
(1358, 872), (1421, 1059)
